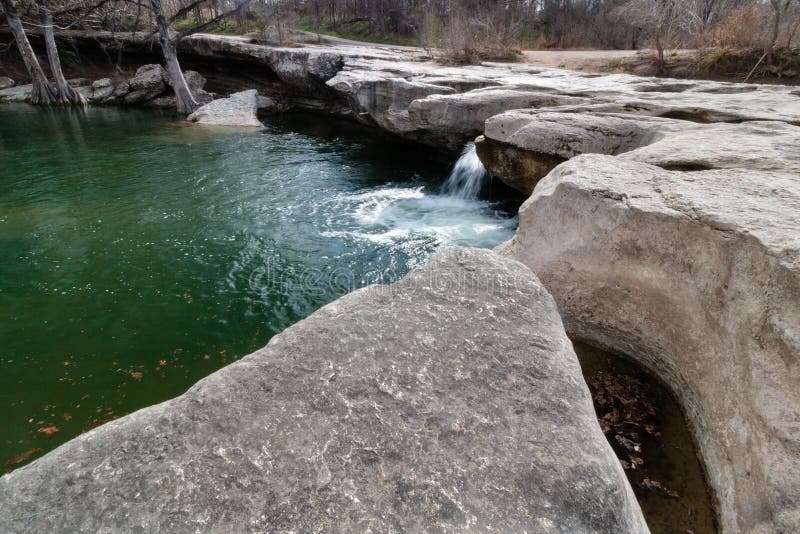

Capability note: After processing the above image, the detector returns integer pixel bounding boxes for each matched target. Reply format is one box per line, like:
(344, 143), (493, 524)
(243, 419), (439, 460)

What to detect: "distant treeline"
(248, 0), (799, 60)
(3, 0), (799, 68)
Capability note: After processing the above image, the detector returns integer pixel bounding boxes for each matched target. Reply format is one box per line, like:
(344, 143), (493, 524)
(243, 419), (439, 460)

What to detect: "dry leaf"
(4, 448), (43, 467)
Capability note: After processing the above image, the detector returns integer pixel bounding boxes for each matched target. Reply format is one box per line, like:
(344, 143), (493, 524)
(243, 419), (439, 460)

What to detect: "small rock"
(145, 95), (176, 109)
(125, 64), (167, 103)
(66, 78), (91, 88)
(111, 81), (130, 98)
(0, 77), (15, 90)
(90, 78), (114, 100)
(188, 89), (263, 127)
(162, 70), (213, 106)
(183, 70), (206, 92)
(91, 78), (112, 90)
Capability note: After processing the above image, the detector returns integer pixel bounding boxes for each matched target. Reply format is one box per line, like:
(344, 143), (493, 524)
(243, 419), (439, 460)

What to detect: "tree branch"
(172, 0), (252, 42)
(167, 0), (205, 24)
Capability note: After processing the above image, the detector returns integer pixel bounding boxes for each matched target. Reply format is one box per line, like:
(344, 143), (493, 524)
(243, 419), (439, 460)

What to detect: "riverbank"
(1, 31), (799, 533)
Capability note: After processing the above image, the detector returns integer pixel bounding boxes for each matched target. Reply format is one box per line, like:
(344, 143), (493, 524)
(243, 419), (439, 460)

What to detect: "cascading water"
(441, 142), (490, 200)
(322, 141), (515, 255)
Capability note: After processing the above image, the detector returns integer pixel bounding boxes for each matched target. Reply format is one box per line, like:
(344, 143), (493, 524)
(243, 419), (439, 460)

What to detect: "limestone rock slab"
(480, 111), (800, 193)
(0, 83), (31, 102)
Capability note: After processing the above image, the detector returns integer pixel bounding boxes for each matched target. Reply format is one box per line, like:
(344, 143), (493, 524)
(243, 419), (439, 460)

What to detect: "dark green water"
(0, 104), (517, 471)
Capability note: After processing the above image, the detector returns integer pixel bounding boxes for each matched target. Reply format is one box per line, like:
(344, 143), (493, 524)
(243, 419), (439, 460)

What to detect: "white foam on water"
(319, 143), (514, 253)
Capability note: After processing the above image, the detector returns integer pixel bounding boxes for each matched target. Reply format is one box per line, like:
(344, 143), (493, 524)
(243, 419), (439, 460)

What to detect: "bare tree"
(148, 0), (253, 114)
(37, 0), (86, 105)
(149, 0), (198, 114)
(616, 0), (693, 71)
(768, 0), (795, 57)
(1, 0), (57, 104)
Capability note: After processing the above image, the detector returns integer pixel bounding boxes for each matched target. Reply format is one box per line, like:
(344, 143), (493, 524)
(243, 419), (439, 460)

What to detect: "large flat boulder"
(620, 120), (800, 173)
(477, 111), (690, 194)
(478, 111), (800, 194)
(187, 89), (263, 127)
(501, 154), (800, 532)
(407, 89), (591, 148)
(0, 247), (648, 533)
(327, 71), (456, 135)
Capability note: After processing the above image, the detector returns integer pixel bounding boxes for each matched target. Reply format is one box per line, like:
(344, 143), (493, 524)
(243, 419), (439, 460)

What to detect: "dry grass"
(439, 9), (523, 65)
(689, 47), (800, 80)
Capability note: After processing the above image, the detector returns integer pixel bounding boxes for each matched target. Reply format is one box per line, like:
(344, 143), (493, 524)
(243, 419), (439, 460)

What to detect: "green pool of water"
(0, 104), (518, 471)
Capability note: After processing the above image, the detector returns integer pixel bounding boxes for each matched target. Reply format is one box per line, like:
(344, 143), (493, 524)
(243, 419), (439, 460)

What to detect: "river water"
(0, 104), (518, 470)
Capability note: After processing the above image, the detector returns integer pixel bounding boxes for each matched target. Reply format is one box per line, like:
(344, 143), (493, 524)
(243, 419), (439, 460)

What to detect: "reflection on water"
(0, 104), (518, 471)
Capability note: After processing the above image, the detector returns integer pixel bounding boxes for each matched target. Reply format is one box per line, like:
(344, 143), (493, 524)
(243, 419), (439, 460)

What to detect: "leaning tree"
(148, 0), (253, 114)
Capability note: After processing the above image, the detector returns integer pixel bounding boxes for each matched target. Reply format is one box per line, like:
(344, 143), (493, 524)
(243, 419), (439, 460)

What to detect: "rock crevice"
(502, 154), (800, 533)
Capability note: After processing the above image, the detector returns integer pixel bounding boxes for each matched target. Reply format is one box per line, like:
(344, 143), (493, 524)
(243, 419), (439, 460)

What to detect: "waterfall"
(441, 143), (489, 200)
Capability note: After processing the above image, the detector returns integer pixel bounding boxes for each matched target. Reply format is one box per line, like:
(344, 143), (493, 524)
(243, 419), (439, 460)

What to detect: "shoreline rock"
(187, 89), (262, 127)
(0, 248), (648, 533)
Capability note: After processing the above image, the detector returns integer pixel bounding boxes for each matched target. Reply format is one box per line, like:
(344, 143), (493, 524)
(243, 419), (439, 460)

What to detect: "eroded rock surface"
(187, 89), (262, 127)
(0, 76), (14, 89)
(479, 110), (800, 192)
(0, 248), (647, 533)
(501, 154), (800, 533)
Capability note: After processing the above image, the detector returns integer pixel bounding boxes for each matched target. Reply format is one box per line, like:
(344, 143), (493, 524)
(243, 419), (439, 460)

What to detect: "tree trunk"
(1, 0), (56, 104)
(767, 0), (790, 67)
(149, 0), (197, 115)
(655, 32), (665, 74)
(36, 0), (84, 106)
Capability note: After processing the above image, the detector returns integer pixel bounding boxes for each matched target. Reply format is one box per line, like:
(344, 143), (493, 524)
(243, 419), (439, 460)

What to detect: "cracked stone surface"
(501, 154), (800, 533)
(0, 247), (648, 533)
